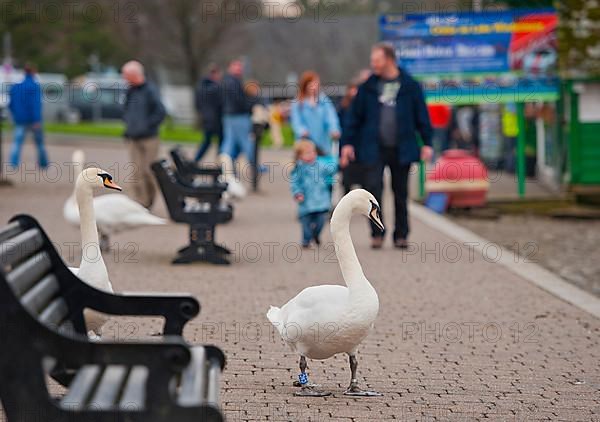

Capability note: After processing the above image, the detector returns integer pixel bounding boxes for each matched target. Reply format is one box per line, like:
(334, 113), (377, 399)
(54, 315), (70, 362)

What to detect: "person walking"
(290, 71), (340, 157)
(194, 64), (223, 162)
(340, 43), (433, 249)
(8, 63), (49, 169)
(290, 140), (337, 248)
(121, 60), (166, 209)
(220, 58), (256, 168)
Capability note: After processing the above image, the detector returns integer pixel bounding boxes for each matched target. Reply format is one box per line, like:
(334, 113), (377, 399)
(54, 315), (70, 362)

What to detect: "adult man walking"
(8, 63), (49, 169)
(220, 58), (255, 167)
(121, 60), (166, 209)
(194, 63), (223, 162)
(340, 43), (433, 249)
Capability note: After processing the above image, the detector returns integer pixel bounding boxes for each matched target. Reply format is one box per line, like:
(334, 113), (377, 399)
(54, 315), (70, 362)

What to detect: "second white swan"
(267, 189), (384, 397)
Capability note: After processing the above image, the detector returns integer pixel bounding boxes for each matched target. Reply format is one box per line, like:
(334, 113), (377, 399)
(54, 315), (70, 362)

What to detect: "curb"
(409, 201), (600, 319)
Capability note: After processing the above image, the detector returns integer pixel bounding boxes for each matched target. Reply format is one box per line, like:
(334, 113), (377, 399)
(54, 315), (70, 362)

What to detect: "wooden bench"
(151, 160), (233, 265)
(0, 215), (226, 422)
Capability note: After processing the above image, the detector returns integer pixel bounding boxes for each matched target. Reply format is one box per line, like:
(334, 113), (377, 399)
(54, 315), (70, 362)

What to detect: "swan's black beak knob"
(368, 201), (384, 232)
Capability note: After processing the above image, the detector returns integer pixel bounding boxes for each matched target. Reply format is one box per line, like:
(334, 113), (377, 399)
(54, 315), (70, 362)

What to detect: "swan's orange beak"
(103, 178), (122, 191)
(98, 172), (122, 191)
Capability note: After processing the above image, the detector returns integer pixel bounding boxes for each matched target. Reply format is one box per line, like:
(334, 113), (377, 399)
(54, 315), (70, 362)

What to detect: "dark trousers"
(362, 148), (411, 240)
(195, 129), (223, 162)
(299, 211), (327, 245)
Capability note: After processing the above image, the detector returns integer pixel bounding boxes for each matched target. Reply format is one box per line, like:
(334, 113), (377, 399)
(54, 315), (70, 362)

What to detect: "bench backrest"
(170, 147), (222, 179)
(152, 160), (188, 220)
(0, 216), (86, 337)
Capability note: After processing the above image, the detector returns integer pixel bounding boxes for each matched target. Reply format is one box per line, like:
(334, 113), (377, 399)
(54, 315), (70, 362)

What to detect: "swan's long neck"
(75, 180), (102, 266)
(330, 201), (367, 290)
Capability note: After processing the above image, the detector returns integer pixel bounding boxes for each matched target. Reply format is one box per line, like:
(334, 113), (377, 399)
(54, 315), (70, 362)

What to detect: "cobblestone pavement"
(1, 139), (599, 421)
(454, 215), (600, 298)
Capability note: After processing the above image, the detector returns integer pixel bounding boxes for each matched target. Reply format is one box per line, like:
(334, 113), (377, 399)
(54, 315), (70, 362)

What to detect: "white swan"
(218, 153), (247, 199)
(68, 167), (122, 336)
(64, 150), (167, 250)
(267, 189), (384, 397)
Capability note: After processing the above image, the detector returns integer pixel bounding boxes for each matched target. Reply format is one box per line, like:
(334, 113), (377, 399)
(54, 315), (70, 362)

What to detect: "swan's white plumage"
(64, 150), (166, 238)
(267, 189), (381, 361)
(69, 167), (118, 336)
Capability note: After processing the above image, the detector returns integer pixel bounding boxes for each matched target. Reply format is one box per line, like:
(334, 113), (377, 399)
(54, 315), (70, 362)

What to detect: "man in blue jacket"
(340, 43), (433, 249)
(8, 64), (49, 168)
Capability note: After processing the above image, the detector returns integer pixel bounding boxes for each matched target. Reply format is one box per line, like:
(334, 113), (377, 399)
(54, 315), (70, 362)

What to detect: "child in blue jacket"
(290, 140), (337, 247)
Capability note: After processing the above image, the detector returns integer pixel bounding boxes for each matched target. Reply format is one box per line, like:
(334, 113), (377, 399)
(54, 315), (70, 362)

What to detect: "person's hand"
(421, 145), (434, 163)
(331, 131), (341, 140)
(340, 145), (355, 168)
(32, 122), (41, 130)
(295, 193), (305, 203)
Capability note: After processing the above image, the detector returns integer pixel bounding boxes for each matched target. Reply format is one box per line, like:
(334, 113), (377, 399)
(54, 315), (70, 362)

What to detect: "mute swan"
(267, 189), (384, 397)
(64, 150), (166, 250)
(218, 153), (247, 199)
(69, 167), (122, 336)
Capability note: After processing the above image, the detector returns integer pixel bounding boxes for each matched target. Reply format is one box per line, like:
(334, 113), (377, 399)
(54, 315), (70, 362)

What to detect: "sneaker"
(371, 236), (384, 249)
(313, 235), (321, 246)
(394, 238), (409, 249)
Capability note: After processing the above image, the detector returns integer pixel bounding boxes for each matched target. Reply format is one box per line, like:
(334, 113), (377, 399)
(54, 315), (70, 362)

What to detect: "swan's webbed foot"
(294, 385), (331, 397)
(293, 380), (321, 388)
(344, 355), (383, 396)
(343, 380), (382, 397)
(294, 356), (329, 396)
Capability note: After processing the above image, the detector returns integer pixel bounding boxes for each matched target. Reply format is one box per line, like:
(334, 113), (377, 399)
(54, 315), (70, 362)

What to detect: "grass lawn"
(44, 121), (295, 147)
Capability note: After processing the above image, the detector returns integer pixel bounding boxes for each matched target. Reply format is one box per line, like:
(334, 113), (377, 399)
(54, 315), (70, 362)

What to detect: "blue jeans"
(221, 114), (254, 166)
(300, 211), (327, 245)
(10, 124), (49, 168)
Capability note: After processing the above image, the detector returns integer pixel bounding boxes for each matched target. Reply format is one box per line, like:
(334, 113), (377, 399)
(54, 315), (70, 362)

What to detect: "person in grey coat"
(121, 60), (166, 209)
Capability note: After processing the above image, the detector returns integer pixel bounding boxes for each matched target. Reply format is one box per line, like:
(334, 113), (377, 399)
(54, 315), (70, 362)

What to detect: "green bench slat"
(21, 274), (59, 315)
(90, 365), (128, 409)
(6, 251), (52, 297)
(61, 365), (102, 409)
(179, 347), (206, 406)
(119, 366), (148, 410)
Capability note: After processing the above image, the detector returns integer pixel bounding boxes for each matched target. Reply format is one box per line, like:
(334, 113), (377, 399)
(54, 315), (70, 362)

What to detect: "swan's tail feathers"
(137, 213), (168, 225)
(267, 306), (284, 335)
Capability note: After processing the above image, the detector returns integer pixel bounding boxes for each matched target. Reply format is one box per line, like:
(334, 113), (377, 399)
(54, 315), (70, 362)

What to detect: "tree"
(0, 0), (129, 77)
(120, 0), (259, 86)
(557, 0), (600, 78)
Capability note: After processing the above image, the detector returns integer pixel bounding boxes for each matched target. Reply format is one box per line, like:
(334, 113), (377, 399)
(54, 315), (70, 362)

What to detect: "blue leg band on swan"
(298, 373), (309, 385)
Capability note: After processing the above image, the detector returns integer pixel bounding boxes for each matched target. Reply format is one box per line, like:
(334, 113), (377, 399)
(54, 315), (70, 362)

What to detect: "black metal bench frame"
(152, 160), (233, 265)
(170, 146), (222, 185)
(0, 215), (225, 422)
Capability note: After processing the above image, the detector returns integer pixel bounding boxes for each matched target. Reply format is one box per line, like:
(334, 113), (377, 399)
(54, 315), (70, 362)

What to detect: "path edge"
(409, 201), (600, 319)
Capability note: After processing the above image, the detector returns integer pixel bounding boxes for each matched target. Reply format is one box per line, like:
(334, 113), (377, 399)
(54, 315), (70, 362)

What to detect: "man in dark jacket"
(341, 43), (433, 249)
(121, 60), (166, 209)
(194, 64), (223, 161)
(8, 63), (49, 168)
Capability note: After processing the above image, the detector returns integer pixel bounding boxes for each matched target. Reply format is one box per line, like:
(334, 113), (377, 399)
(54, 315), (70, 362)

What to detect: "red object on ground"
(425, 149), (490, 208)
(427, 103), (452, 129)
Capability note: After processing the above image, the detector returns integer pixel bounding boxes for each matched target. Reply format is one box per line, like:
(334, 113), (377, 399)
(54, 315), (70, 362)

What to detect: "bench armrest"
(65, 277), (200, 335)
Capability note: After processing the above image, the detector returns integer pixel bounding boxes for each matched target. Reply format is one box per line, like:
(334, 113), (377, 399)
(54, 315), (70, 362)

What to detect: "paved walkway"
(1, 139), (599, 421)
